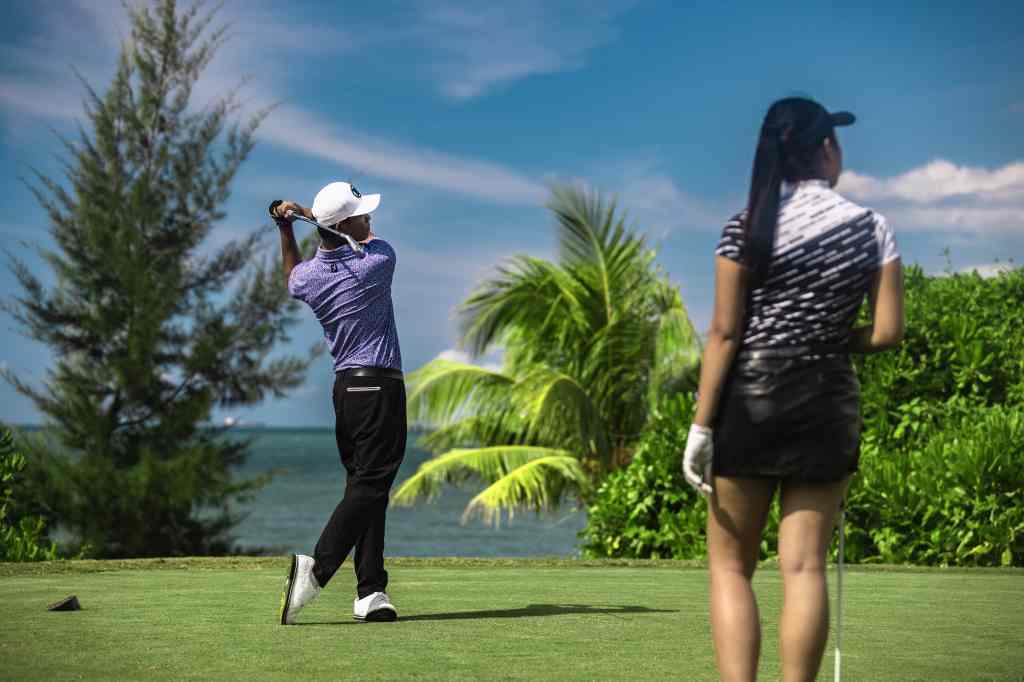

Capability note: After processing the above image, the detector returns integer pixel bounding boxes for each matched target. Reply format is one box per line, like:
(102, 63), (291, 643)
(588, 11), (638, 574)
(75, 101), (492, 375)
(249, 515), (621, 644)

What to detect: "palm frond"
(547, 184), (657, 324)
(548, 185), (614, 269)
(649, 306), (702, 400)
(418, 414), (521, 453)
(547, 185), (617, 325)
(390, 445), (569, 507)
(511, 366), (610, 461)
(574, 316), (656, 442)
(406, 359), (514, 426)
(458, 255), (588, 356)
(461, 453), (588, 526)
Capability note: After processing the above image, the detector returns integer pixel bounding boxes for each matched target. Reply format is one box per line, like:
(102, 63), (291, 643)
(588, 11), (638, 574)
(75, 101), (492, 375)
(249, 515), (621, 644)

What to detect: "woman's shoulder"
(715, 210), (748, 261)
(720, 210), (747, 236)
(819, 184), (888, 224)
(814, 186), (899, 263)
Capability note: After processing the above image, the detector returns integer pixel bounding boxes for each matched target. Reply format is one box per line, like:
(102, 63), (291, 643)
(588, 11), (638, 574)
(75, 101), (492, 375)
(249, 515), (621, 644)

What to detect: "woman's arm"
(849, 258), (905, 353)
(693, 256), (748, 427)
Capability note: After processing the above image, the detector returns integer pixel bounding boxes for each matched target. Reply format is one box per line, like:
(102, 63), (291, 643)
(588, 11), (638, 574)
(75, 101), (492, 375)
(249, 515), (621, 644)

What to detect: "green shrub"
(12, 431), (271, 559)
(580, 394), (709, 559)
(847, 401), (1024, 566)
(580, 392), (787, 561)
(855, 265), (1024, 442)
(581, 266), (1024, 566)
(581, 398), (1023, 566)
(1, 425), (58, 562)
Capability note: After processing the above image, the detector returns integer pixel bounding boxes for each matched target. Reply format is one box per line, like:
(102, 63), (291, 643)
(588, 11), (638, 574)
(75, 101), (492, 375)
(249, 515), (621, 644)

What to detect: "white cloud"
(839, 160), (1024, 236)
(884, 206), (1022, 234)
(0, 78), (89, 123)
(579, 158), (723, 238)
(841, 160), (1024, 203)
(0, 1), (552, 205)
(619, 172), (721, 236)
(410, 1), (638, 100)
(438, 348), (472, 363)
(958, 262), (1016, 278)
(0, 2), (548, 206)
(0, 2), (122, 123)
(257, 107), (545, 205)
(437, 348), (503, 372)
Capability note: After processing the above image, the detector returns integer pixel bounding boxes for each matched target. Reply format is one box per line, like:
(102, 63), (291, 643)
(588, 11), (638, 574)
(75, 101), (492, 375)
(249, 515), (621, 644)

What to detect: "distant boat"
(221, 417), (267, 429)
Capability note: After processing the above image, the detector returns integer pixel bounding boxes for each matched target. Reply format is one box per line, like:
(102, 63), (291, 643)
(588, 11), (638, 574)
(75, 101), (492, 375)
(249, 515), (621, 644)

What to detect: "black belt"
(339, 367), (404, 380)
(737, 344), (847, 361)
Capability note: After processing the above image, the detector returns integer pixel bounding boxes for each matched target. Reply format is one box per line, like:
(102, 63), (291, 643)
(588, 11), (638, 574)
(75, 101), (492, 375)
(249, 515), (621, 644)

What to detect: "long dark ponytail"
(744, 97), (842, 285)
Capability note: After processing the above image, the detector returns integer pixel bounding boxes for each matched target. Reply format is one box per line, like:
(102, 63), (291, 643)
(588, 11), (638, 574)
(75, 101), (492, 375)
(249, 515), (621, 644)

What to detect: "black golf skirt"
(712, 348), (861, 482)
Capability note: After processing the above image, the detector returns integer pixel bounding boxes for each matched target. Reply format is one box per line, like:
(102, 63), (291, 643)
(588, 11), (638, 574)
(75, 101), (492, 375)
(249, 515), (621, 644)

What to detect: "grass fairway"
(1, 558), (1022, 681)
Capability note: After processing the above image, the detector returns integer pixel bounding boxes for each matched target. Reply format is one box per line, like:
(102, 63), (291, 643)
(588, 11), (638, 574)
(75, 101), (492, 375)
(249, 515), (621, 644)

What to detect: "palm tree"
(392, 184), (701, 524)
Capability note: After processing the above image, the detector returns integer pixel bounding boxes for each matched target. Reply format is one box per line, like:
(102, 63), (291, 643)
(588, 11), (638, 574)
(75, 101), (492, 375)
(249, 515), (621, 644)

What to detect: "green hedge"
(854, 264), (1024, 440)
(847, 400), (1023, 566)
(1, 425), (58, 562)
(580, 266), (1024, 566)
(580, 397), (1023, 566)
(581, 394), (706, 559)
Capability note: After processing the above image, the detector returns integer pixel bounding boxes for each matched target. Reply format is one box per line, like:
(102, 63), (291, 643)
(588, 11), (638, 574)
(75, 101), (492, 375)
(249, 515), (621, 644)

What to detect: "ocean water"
(232, 428), (586, 557)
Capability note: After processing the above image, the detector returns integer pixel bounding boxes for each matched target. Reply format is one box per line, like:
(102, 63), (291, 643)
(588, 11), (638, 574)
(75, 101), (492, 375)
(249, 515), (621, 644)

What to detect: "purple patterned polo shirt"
(288, 239), (402, 372)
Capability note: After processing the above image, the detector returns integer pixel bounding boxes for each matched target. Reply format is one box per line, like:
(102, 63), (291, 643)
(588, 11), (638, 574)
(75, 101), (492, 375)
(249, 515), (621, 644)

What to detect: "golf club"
(835, 504), (845, 682)
(283, 209), (366, 258)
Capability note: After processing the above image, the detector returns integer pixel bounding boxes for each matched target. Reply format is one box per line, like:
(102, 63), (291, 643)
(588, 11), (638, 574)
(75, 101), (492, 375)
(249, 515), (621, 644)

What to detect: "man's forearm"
(278, 224), (302, 287)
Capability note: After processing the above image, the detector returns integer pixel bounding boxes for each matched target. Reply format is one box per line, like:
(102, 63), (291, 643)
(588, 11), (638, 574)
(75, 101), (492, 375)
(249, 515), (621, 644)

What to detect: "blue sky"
(1, 0), (1021, 427)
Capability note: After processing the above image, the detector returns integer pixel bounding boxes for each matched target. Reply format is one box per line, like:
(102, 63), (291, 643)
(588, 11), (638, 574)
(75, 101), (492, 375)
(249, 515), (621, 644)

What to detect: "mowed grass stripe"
(2, 560), (1022, 681)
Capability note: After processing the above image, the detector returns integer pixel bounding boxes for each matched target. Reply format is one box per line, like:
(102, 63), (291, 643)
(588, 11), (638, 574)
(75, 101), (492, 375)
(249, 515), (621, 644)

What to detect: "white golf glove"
(682, 424), (713, 497)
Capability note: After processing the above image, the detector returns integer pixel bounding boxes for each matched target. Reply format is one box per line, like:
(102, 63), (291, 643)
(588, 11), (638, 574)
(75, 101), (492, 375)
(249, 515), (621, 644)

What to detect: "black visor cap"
(830, 111), (856, 127)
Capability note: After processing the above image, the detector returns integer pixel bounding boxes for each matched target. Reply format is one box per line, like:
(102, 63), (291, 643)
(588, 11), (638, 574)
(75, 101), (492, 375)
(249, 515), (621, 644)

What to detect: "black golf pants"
(312, 370), (407, 598)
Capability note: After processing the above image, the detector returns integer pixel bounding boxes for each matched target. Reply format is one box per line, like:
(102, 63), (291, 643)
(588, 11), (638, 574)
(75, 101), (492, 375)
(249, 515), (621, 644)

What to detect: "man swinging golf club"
(270, 181), (406, 624)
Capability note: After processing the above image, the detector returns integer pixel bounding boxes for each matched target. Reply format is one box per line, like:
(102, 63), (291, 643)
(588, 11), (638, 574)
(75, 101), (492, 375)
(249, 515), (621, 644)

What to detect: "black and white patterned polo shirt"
(716, 179), (899, 350)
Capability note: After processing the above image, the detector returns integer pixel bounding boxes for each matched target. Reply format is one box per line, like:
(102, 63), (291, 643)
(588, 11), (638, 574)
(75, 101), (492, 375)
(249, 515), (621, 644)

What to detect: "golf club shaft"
(285, 211), (365, 256)
(835, 506), (845, 682)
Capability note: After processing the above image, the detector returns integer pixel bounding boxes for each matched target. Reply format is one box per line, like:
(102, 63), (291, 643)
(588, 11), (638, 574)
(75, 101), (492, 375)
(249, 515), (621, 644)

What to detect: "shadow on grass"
(299, 603), (676, 626)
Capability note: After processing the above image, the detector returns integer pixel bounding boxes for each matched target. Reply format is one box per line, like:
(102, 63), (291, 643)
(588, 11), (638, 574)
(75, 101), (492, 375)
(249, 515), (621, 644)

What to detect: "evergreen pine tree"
(4, 0), (314, 557)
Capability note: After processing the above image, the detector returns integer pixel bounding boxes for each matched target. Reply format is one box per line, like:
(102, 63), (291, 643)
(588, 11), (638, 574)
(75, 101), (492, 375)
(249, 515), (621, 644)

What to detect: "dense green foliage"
(581, 394), (706, 559)
(0, 425), (58, 561)
(847, 400), (1023, 566)
(854, 263), (1024, 435)
(582, 265), (1024, 566)
(3, 1), (310, 557)
(394, 186), (701, 523)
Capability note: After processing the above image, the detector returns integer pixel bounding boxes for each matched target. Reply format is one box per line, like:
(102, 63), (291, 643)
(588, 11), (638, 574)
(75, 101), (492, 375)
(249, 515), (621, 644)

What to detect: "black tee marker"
(47, 595), (81, 611)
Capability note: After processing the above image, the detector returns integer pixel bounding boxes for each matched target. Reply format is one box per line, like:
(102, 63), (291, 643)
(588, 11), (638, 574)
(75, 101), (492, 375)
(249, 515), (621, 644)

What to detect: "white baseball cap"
(311, 181), (381, 226)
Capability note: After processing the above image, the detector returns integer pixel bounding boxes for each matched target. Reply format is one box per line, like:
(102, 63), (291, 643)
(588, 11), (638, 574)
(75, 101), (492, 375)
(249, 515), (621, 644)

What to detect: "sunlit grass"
(2, 558), (1022, 681)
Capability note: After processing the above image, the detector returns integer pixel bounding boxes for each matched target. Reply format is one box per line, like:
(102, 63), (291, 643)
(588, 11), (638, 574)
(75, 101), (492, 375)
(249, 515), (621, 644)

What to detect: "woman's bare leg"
(707, 476), (777, 682)
(776, 476), (850, 682)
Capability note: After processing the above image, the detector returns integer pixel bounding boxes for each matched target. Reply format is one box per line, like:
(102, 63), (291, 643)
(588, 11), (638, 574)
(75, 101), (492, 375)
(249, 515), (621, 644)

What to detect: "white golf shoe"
(279, 554), (321, 625)
(353, 591), (398, 622)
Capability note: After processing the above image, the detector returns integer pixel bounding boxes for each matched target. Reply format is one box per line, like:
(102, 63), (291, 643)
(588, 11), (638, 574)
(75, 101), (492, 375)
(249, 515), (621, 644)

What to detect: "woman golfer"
(683, 97), (904, 681)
